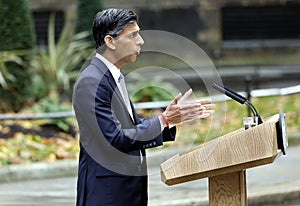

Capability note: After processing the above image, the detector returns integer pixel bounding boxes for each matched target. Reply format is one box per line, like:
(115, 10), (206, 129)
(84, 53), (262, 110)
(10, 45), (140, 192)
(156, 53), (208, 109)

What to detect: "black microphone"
(212, 82), (263, 124)
(212, 82), (247, 104)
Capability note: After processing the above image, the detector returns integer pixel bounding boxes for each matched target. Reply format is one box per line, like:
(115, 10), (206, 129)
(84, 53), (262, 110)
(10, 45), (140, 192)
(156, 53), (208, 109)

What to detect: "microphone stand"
(212, 82), (263, 125)
(244, 101), (263, 124)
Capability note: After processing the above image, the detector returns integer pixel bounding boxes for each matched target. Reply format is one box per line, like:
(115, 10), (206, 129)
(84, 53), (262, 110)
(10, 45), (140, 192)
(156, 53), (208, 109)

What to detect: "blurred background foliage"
(30, 13), (93, 100)
(0, 0), (36, 112)
(0, 50), (23, 89)
(127, 73), (179, 103)
(75, 0), (104, 39)
(0, 0), (36, 51)
(0, 0), (95, 164)
(0, 0), (299, 165)
(1, 93), (299, 165)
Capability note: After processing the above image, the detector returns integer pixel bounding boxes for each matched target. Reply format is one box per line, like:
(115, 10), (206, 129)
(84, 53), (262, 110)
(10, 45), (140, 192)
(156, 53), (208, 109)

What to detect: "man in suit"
(72, 8), (214, 206)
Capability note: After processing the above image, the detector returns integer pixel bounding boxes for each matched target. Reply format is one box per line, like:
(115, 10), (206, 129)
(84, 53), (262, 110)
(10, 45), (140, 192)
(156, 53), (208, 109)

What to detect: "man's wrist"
(160, 113), (169, 127)
(158, 115), (166, 130)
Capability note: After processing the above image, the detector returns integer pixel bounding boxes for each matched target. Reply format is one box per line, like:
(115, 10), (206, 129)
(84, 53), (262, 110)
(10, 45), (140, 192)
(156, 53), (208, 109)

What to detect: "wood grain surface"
(161, 114), (282, 186)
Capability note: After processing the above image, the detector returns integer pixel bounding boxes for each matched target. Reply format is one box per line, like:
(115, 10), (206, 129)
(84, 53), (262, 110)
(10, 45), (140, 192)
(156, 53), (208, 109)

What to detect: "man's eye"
(129, 32), (138, 38)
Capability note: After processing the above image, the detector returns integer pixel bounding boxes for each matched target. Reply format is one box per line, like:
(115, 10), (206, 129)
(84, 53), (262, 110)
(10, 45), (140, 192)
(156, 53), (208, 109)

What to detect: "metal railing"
(0, 84), (299, 121)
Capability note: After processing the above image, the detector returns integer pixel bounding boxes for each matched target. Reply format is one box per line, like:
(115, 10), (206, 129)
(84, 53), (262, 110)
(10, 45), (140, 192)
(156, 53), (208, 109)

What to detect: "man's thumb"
(171, 93), (182, 105)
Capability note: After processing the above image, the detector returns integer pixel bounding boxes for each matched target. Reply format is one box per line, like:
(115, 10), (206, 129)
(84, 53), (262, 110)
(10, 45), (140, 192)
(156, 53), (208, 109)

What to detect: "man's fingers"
(170, 93), (182, 105)
(177, 102), (215, 113)
(199, 113), (211, 118)
(178, 88), (192, 105)
(166, 95), (215, 124)
(199, 99), (212, 104)
(201, 110), (215, 115)
(178, 98), (213, 106)
(182, 110), (214, 121)
(201, 103), (215, 110)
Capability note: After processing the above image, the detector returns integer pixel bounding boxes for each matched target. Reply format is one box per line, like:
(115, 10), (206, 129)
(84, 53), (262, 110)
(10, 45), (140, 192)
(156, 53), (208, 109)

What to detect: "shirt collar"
(95, 53), (121, 83)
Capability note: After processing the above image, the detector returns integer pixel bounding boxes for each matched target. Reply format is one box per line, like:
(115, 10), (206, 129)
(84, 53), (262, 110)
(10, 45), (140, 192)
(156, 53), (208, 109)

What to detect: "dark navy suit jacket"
(73, 56), (176, 206)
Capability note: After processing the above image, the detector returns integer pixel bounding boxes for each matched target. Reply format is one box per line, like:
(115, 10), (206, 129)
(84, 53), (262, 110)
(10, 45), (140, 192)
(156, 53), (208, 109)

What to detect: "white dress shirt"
(95, 53), (134, 121)
(95, 53), (166, 131)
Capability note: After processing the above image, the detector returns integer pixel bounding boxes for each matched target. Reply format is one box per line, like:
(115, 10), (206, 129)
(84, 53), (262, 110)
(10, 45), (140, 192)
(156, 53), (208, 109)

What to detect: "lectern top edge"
(160, 113), (286, 186)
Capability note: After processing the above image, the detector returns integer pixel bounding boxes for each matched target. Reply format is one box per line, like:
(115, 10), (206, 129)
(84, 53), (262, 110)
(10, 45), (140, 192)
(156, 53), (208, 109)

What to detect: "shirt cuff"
(158, 115), (167, 131)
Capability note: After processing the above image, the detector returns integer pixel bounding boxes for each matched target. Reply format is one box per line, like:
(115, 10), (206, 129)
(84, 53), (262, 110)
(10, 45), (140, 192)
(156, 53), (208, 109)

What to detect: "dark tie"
(119, 74), (142, 163)
(118, 74), (133, 118)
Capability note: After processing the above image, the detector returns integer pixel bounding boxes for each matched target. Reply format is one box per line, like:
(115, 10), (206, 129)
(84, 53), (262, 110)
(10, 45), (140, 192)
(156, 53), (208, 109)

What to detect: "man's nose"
(137, 33), (144, 46)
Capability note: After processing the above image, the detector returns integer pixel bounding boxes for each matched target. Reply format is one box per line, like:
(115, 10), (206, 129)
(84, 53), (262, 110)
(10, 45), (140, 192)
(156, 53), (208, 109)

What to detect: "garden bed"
(0, 120), (78, 165)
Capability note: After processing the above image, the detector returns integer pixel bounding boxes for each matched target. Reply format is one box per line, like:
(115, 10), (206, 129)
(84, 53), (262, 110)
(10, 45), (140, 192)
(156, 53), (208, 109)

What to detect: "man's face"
(113, 22), (144, 67)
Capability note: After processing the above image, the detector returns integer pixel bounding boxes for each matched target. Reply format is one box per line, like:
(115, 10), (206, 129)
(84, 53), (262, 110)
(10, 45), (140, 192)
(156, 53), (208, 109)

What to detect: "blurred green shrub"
(0, 0), (36, 51)
(0, 50), (23, 89)
(75, 0), (104, 36)
(0, 0), (36, 112)
(23, 95), (73, 132)
(30, 13), (93, 100)
(127, 73), (179, 103)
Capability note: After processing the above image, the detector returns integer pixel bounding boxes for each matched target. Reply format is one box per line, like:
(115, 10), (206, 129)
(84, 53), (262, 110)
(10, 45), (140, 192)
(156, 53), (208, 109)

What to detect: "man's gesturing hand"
(162, 89), (215, 126)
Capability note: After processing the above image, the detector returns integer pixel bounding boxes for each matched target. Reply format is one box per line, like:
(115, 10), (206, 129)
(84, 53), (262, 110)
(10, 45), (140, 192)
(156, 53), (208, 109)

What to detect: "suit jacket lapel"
(131, 101), (139, 125)
(90, 56), (136, 124)
(90, 57), (124, 104)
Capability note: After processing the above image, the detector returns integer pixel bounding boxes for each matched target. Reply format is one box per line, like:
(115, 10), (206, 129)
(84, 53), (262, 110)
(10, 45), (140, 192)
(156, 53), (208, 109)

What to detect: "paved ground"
(0, 145), (299, 206)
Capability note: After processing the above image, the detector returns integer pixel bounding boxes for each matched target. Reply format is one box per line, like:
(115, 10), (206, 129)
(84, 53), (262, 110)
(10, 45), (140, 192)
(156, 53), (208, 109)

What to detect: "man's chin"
(128, 54), (138, 63)
(119, 54), (138, 66)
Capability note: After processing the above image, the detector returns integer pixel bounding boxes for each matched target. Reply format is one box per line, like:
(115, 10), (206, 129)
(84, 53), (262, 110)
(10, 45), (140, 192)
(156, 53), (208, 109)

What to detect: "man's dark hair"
(93, 8), (137, 50)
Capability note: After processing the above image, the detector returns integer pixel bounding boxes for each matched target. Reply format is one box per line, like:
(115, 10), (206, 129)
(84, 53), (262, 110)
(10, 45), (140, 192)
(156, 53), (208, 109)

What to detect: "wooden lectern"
(160, 112), (287, 206)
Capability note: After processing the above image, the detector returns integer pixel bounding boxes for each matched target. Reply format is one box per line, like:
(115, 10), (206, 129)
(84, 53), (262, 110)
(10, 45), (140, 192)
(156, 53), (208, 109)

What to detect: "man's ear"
(104, 35), (116, 50)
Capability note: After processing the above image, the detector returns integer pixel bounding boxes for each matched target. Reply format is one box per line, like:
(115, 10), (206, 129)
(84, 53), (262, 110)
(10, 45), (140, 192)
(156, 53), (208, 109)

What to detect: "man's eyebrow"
(131, 28), (140, 33)
(126, 30), (139, 36)
(119, 25), (140, 36)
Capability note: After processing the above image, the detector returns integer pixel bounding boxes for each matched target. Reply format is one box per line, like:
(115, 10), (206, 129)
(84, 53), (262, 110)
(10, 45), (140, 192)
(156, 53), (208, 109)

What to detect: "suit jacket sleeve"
(94, 74), (176, 153)
(73, 63), (176, 155)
